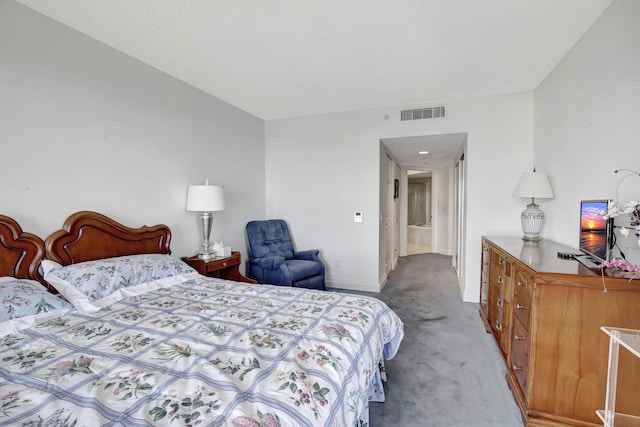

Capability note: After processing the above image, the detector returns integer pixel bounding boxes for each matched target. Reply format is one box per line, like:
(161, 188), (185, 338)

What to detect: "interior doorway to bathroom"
(407, 170), (432, 254)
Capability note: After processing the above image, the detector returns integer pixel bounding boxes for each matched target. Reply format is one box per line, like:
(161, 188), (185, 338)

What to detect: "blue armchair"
(245, 219), (325, 290)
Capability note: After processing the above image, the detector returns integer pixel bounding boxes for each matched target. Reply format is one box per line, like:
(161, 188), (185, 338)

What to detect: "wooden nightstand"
(181, 251), (257, 284)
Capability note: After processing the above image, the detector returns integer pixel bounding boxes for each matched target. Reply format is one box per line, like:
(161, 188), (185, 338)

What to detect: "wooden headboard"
(0, 215), (46, 284)
(45, 211), (172, 266)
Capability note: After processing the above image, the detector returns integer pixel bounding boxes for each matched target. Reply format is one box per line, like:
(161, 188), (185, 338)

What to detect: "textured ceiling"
(16, 0), (612, 121)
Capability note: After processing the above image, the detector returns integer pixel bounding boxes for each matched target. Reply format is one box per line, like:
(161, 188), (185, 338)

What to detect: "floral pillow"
(0, 277), (72, 332)
(42, 254), (197, 312)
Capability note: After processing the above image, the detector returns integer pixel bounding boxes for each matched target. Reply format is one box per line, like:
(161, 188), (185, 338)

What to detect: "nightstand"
(181, 251), (257, 284)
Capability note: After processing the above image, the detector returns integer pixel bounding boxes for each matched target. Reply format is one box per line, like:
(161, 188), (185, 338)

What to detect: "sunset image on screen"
(580, 203), (607, 231)
(579, 201), (609, 260)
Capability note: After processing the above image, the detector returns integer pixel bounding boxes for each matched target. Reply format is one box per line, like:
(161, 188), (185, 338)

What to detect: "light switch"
(354, 211), (363, 223)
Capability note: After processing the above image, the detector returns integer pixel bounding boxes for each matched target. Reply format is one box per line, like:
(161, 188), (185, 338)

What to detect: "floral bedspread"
(0, 275), (403, 426)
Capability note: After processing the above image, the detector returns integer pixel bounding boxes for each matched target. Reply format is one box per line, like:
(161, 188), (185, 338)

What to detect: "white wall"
(266, 92), (535, 299)
(535, 0), (640, 264)
(0, 1), (266, 265)
(12, 0), (628, 301)
(263, 0), (639, 299)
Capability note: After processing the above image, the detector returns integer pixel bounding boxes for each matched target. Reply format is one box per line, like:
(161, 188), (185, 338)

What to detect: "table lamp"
(186, 179), (225, 260)
(512, 168), (554, 241)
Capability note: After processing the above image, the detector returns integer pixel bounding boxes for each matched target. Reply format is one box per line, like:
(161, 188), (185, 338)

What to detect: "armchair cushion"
(246, 219), (295, 259)
(249, 256), (286, 270)
(246, 220), (325, 290)
(286, 259), (323, 280)
(294, 249), (320, 261)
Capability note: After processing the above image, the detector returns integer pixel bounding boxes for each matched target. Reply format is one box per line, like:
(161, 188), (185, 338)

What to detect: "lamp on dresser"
(512, 168), (554, 241)
(186, 179), (226, 260)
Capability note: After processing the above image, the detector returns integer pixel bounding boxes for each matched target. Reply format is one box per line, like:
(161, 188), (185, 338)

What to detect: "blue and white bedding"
(0, 277), (73, 334)
(0, 273), (403, 426)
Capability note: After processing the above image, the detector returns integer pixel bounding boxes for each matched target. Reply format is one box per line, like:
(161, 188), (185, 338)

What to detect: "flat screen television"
(579, 199), (612, 263)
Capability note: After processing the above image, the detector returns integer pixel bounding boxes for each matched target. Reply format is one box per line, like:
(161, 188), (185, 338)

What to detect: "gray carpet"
(347, 253), (524, 427)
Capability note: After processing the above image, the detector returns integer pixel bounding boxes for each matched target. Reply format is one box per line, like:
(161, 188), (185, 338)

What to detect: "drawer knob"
(222, 262), (227, 266)
(498, 276), (504, 285)
(496, 298), (503, 307)
(495, 321), (502, 331)
(514, 334), (524, 341)
(512, 365), (522, 371)
(516, 304), (527, 310)
(517, 281), (524, 287)
(499, 258), (506, 266)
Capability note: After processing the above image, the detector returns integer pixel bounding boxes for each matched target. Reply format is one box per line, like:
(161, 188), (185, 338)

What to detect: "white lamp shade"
(186, 185), (226, 212)
(512, 171), (554, 199)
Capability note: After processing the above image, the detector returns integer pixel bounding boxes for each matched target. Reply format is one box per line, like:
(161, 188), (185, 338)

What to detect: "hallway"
(407, 225), (431, 255)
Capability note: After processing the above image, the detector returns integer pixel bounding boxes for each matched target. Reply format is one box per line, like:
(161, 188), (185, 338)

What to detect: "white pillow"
(0, 277), (72, 335)
(42, 254), (197, 312)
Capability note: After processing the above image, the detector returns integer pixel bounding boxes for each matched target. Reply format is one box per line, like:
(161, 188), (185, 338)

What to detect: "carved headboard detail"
(0, 215), (46, 285)
(45, 211), (172, 266)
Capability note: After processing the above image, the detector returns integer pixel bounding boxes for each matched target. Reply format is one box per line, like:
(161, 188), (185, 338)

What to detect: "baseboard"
(326, 278), (381, 293)
(462, 288), (479, 303)
(379, 271), (388, 291)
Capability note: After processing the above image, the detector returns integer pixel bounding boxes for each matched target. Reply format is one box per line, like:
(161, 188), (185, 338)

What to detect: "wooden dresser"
(480, 236), (640, 427)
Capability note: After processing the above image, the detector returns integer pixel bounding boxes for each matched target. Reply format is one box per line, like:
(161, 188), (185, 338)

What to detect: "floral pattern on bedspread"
(0, 276), (404, 426)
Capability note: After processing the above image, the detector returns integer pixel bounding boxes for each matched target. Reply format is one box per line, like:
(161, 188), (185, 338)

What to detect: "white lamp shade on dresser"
(512, 171), (554, 199)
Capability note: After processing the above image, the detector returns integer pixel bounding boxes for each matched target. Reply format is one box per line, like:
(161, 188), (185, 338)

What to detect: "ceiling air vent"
(401, 106), (445, 121)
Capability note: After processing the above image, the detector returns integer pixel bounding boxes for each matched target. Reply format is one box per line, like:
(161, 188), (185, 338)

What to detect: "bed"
(0, 214), (72, 333)
(0, 211), (404, 426)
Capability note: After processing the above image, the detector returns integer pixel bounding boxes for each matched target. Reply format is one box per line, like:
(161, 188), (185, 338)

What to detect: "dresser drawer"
(514, 267), (534, 289)
(511, 317), (529, 394)
(491, 267), (509, 304)
(493, 299), (512, 353)
(491, 250), (510, 274)
(513, 269), (532, 329)
(492, 303), (504, 336)
(206, 254), (240, 271)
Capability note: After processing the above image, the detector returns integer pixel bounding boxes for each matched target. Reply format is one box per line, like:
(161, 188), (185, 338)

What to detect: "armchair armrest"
(294, 249), (320, 261)
(249, 256), (286, 270)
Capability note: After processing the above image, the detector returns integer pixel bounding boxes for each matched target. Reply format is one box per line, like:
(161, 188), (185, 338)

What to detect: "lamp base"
(197, 251), (217, 261)
(521, 200), (545, 241)
(197, 211), (217, 260)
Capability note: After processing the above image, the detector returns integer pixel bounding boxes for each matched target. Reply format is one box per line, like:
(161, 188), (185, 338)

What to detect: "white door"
(393, 163), (401, 268)
(453, 152), (466, 278)
(385, 154), (394, 274)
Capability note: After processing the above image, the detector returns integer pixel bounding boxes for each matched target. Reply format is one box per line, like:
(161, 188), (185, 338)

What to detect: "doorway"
(407, 170), (432, 255)
(380, 132), (467, 261)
